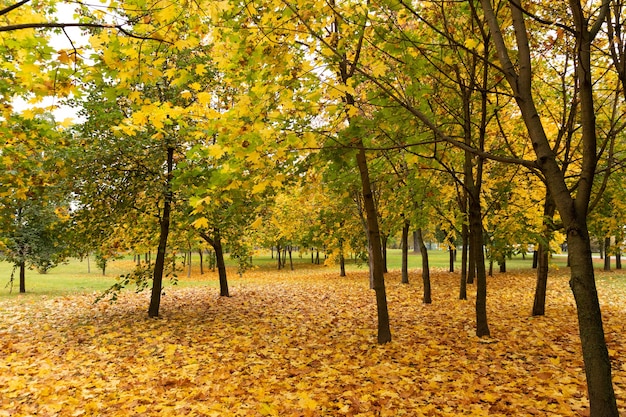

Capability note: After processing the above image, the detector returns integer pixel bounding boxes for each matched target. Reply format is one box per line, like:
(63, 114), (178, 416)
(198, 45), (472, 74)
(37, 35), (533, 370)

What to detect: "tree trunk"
(214, 236), (229, 297)
(339, 238), (346, 277)
(604, 237), (611, 271)
(148, 146), (174, 318)
(449, 247), (454, 273)
(356, 144), (391, 344)
(616, 247), (622, 270)
(533, 191), (556, 316)
(459, 222), (468, 300)
(401, 219), (410, 284)
(413, 230), (419, 253)
(416, 228), (431, 304)
(469, 188), (489, 337)
(198, 249), (204, 275)
(19, 260), (26, 293)
(482, 1), (618, 411)
(381, 234), (388, 274)
(288, 246), (293, 271)
(277, 244), (282, 270)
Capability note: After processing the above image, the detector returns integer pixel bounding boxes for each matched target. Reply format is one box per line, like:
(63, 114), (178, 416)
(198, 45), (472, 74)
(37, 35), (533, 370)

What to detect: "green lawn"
(1, 248), (622, 299)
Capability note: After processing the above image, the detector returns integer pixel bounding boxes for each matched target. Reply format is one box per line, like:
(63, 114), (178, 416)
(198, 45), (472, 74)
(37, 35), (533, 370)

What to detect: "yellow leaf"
(251, 217), (263, 229)
(464, 38), (479, 49)
(195, 64), (207, 76)
(192, 217), (209, 229)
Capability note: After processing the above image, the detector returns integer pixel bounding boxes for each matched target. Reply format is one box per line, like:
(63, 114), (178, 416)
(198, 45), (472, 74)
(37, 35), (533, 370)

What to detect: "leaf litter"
(0, 267), (625, 416)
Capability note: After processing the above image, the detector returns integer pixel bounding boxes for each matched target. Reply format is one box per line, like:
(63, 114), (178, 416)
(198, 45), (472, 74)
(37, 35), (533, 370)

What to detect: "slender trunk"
(277, 244), (282, 270)
(449, 247), (455, 273)
(19, 260), (26, 293)
(339, 238), (346, 277)
(148, 146), (174, 318)
(214, 237), (229, 297)
(459, 222), (468, 300)
(288, 246), (293, 271)
(401, 219), (410, 284)
(604, 237), (611, 271)
(416, 228), (431, 304)
(356, 144), (391, 344)
(198, 249), (204, 275)
(381, 234), (388, 273)
(481, 0), (618, 410)
(616, 247), (622, 270)
(533, 191), (556, 316)
(469, 189), (489, 337)
(413, 230), (419, 253)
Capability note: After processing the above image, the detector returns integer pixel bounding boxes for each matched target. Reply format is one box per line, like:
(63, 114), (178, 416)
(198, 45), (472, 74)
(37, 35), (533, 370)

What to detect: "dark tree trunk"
(200, 231), (229, 297)
(533, 191), (556, 316)
(469, 186), (489, 337)
(214, 237), (229, 297)
(401, 219), (410, 284)
(339, 239), (346, 277)
(381, 234), (388, 274)
(532, 250), (538, 268)
(148, 146), (174, 318)
(604, 237), (611, 271)
(481, 1), (617, 412)
(616, 247), (622, 270)
(356, 143), (391, 344)
(413, 230), (419, 253)
(416, 228), (431, 304)
(277, 244), (282, 270)
(19, 261), (26, 293)
(498, 260), (506, 273)
(449, 247), (455, 273)
(198, 249), (204, 275)
(459, 222), (468, 300)
(288, 246), (293, 271)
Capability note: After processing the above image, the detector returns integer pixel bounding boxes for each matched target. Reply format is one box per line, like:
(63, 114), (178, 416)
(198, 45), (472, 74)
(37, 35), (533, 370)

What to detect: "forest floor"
(1, 265), (625, 416)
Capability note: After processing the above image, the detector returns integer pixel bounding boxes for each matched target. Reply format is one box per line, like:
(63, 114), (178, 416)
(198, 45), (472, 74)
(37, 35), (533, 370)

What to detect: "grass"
(0, 248), (623, 300)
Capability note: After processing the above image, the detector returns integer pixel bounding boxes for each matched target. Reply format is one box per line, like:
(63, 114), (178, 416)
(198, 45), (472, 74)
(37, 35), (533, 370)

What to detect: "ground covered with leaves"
(1, 267), (625, 416)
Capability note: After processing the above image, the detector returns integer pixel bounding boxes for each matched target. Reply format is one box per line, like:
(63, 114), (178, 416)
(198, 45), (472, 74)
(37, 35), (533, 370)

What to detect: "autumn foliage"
(1, 267), (625, 416)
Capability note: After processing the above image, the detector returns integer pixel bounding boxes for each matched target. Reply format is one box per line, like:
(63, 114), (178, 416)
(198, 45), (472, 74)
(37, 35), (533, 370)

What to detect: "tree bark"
(19, 260), (26, 293)
(480, 1), (618, 413)
(604, 237), (611, 271)
(401, 219), (410, 284)
(356, 143), (391, 343)
(533, 191), (556, 316)
(416, 228), (431, 304)
(214, 236), (229, 297)
(148, 146), (174, 318)
(200, 230), (229, 297)
(459, 222), (468, 300)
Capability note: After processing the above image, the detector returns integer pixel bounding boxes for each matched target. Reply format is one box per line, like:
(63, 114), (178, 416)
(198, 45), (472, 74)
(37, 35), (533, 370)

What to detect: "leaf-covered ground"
(1, 268), (625, 416)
